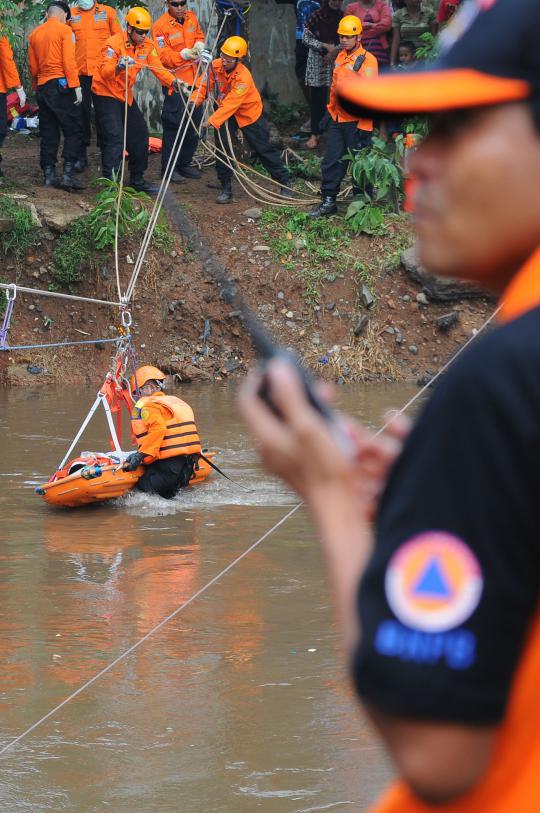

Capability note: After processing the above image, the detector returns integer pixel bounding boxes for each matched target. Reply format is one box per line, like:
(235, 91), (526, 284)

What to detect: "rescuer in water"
(123, 365), (201, 499)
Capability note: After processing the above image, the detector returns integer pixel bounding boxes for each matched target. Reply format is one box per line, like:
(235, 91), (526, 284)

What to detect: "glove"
(198, 48), (213, 65)
(16, 86), (26, 107)
(191, 41), (206, 56)
(117, 55), (135, 71)
(122, 451), (146, 472)
(180, 46), (195, 60)
(172, 77), (190, 95)
(74, 87), (83, 105)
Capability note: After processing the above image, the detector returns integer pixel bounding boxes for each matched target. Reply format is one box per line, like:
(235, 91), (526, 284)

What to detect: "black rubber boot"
(309, 196), (337, 219)
(169, 170), (186, 184)
(215, 184), (232, 204)
(130, 176), (160, 195)
(179, 164), (202, 179)
(60, 162), (85, 191)
(280, 183), (294, 199)
(74, 151), (88, 173)
(43, 165), (60, 187)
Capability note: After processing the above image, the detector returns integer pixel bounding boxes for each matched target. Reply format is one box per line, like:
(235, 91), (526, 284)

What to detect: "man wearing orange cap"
(0, 34), (26, 178)
(309, 14), (378, 218)
(69, 0), (121, 171)
(92, 6), (182, 194)
(239, 0), (540, 810)
(123, 365), (201, 499)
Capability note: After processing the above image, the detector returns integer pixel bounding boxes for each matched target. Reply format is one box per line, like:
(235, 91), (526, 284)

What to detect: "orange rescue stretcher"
(36, 450), (215, 508)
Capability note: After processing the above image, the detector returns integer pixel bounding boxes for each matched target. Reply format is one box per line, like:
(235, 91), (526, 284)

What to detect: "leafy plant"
(52, 217), (95, 287)
(416, 31), (438, 62)
(0, 196), (36, 262)
(347, 136), (402, 211)
(345, 200), (386, 236)
(263, 88), (308, 128)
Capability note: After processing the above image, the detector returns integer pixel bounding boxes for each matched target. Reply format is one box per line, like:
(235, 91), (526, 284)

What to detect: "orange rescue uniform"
(369, 248), (540, 813)
(194, 58), (263, 129)
(92, 32), (175, 104)
(328, 43), (378, 131)
(131, 392), (201, 463)
(28, 18), (80, 89)
(69, 3), (122, 77)
(0, 35), (21, 93)
(152, 10), (205, 85)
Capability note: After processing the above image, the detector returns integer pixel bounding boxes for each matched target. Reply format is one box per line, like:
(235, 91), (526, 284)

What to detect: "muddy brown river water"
(0, 381), (420, 812)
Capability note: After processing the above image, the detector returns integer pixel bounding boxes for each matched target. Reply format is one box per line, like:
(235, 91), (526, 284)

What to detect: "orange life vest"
(131, 393), (201, 459)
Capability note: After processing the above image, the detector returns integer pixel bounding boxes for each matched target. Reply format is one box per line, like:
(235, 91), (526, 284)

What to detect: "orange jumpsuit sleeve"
(137, 404), (168, 462)
(192, 16), (205, 43)
(28, 36), (38, 89)
(146, 45), (175, 89)
(152, 23), (183, 70)
(190, 69), (213, 106)
(99, 37), (120, 83)
(62, 26), (80, 87)
(208, 76), (249, 129)
(0, 36), (21, 89)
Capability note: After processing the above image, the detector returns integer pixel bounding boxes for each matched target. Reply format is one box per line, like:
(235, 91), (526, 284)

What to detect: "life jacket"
(131, 394), (201, 459)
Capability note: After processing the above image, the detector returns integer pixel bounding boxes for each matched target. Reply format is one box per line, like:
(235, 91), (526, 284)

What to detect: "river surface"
(0, 381), (419, 812)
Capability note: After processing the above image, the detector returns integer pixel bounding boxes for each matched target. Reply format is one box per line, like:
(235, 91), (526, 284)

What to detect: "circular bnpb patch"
(385, 531), (483, 633)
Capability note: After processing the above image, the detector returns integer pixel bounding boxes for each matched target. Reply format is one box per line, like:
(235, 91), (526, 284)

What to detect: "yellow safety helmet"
(131, 365), (166, 392)
(221, 36), (248, 59)
(337, 15), (362, 36)
(126, 6), (152, 30)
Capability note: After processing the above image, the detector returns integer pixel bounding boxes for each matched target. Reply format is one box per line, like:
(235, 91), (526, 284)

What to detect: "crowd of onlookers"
(293, 0), (461, 148)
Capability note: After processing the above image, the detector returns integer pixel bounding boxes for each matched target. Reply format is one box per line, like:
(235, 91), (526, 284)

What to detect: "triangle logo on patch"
(413, 558), (452, 598)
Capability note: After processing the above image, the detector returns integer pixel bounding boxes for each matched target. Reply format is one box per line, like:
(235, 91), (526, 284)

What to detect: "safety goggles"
(131, 27), (149, 35)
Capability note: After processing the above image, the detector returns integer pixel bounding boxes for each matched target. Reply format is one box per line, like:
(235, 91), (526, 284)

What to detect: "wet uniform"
(152, 10), (205, 177)
(356, 247), (540, 811)
(0, 35), (21, 174)
(131, 391), (201, 500)
(28, 18), (83, 172)
(69, 2), (121, 155)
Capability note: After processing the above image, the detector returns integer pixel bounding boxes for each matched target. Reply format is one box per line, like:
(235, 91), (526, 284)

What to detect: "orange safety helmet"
(337, 15), (362, 36)
(221, 36), (248, 59)
(126, 6), (152, 30)
(131, 365), (166, 392)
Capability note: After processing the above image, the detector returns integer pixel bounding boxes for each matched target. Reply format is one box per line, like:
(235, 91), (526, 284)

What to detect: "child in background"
(397, 40), (416, 68)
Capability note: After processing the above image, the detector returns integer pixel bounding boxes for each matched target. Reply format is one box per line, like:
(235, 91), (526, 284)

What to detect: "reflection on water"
(0, 381), (419, 812)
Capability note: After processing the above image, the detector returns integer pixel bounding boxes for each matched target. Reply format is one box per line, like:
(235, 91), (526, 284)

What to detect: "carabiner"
(5, 284), (16, 302)
(121, 310), (132, 329)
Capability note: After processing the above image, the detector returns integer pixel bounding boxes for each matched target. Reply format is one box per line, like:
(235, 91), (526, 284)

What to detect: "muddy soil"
(0, 132), (495, 387)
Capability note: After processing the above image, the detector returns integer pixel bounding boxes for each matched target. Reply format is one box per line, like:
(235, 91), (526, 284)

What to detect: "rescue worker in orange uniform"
(152, 0), (206, 183)
(239, 0), (540, 810)
(192, 36), (291, 204)
(69, 0), (121, 171)
(92, 7), (182, 194)
(28, 1), (84, 190)
(0, 34), (26, 178)
(309, 15), (378, 218)
(123, 365), (201, 499)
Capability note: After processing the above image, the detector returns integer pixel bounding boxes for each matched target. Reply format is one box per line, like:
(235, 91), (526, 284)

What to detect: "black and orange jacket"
(69, 3), (122, 76)
(328, 43), (378, 131)
(28, 18), (80, 89)
(192, 58), (262, 129)
(131, 392), (201, 463)
(0, 35), (21, 93)
(92, 32), (175, 104)
(152, 10), (204, 84)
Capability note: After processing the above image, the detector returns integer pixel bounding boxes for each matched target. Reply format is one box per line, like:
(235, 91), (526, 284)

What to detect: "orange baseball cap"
(337, 0), (535, 116)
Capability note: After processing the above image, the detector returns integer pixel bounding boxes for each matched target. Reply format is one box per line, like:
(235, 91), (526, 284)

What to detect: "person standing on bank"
(192, 36), (291, 204)
(310, 15), (377, 219)
(69, 0), (122, 172)
(0, 33), (26, 178)
(240, 0), (540, 809)
(92, 6), (182, 195)
(153, 0), (206, 184)
(28, 1), (84, 190)
(123, 365), (201, 500)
